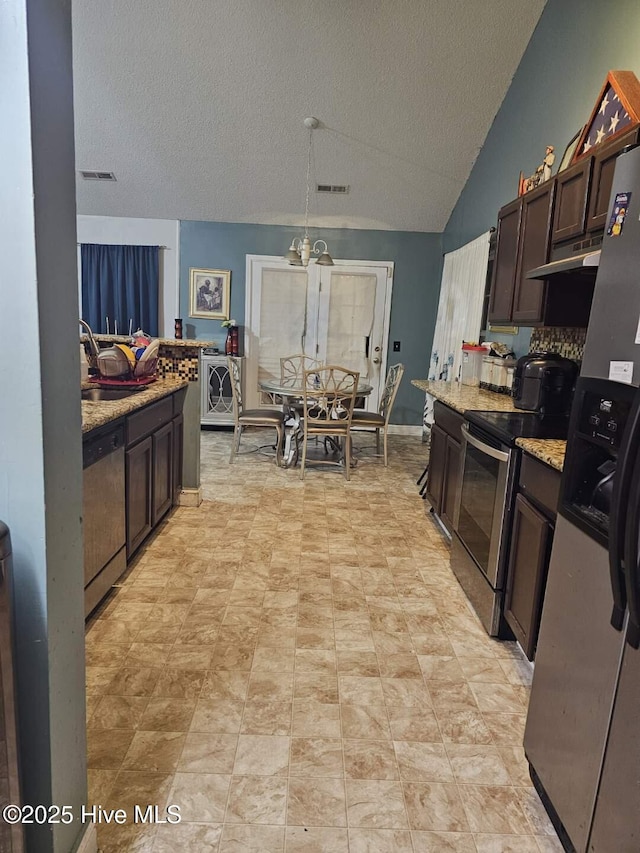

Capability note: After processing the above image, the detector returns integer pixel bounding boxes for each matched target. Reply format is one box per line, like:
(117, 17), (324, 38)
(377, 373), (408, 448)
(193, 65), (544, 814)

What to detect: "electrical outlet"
(393, 341), (401, 352)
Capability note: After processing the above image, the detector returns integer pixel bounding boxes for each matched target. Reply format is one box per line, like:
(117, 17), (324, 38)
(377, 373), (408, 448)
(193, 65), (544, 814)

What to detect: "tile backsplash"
(529, 326), (587, 363)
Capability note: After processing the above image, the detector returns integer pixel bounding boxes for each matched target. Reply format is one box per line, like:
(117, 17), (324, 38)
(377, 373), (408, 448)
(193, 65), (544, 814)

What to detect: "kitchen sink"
(81, 387), (146, 402)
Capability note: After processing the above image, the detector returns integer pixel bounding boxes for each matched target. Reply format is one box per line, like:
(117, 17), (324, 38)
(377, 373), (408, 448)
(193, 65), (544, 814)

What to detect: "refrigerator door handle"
(612, 389), (640, 631)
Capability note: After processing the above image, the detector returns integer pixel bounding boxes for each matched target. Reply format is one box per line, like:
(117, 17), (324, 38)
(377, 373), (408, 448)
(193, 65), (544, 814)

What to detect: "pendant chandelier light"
(284, 117), (334, 267)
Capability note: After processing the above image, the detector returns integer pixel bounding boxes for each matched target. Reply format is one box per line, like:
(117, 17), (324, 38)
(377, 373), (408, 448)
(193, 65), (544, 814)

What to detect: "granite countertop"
(81, 334), (217, 349)
(412, 379), (567, 471)
(516, 438), (567, 472)
(82, 376), (189, 434)
(411, 379), (524, 414)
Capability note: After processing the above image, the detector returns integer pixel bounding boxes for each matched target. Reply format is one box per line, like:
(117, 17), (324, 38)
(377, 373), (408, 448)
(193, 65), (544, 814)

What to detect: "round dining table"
(258, 376), (374, 467)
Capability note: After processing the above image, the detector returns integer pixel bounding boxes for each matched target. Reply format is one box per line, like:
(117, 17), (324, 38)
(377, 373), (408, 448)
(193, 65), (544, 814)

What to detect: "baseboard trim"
(388, 425), (423, 435)
(178, 487), (202, 507)
(75, 822), (97, 853)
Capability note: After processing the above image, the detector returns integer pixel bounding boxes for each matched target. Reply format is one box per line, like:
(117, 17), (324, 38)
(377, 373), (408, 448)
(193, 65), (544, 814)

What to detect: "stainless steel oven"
(451, 421), (518, 636)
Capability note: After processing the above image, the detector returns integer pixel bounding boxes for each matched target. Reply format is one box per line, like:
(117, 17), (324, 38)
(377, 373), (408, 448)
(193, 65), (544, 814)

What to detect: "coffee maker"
(513, 351), (578, 414)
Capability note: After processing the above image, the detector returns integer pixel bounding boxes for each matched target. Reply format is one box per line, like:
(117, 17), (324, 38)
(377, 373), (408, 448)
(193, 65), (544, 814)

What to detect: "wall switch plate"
(393, 341), (401, 352)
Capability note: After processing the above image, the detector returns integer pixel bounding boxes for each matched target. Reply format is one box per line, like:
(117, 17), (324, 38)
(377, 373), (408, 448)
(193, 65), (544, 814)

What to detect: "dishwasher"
(83, 423), (126, 616)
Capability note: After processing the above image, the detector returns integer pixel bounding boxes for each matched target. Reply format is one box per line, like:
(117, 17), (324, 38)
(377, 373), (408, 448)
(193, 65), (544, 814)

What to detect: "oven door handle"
(461, 424), (510, 462)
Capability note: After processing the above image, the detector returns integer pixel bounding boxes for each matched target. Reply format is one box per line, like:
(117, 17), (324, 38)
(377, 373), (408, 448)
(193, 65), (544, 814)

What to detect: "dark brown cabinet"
(126, 436), (153, 557)
(504, 454), (560, 660)
(586, 128), (640, 232)
(488, 197), (521, 324)
(124, 389), (185, 558)
(425, 401), (465, 535)
(551, 157), (593, 245)
(511, 180), (556, 324)
(152, 421), (174, 526)
(425, 423), (446, 515)
(440, 434), (462, 533)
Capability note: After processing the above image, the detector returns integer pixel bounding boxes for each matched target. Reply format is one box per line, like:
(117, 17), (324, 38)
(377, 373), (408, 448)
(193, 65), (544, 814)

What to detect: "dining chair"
(228, 356), (285, 465)
(350, 363), (405, 466)
(299, 365), (360, 481)
(280, 353), (321, 388)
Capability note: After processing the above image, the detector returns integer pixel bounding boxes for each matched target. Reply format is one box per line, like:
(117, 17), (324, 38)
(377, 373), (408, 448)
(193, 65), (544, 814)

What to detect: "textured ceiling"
(72, 0), (545, 232)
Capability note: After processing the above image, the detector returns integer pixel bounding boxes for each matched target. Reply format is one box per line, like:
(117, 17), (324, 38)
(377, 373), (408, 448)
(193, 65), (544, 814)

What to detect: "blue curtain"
(81, 243), (159, 336)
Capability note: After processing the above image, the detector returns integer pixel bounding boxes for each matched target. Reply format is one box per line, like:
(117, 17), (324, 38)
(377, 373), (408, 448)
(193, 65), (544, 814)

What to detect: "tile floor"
(85, 429), (562, 852)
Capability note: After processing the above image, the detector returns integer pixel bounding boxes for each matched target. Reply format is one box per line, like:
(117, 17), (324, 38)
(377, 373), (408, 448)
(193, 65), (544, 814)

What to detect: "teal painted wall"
(180, 221), (443, 424)
(444, 0), (640, 355)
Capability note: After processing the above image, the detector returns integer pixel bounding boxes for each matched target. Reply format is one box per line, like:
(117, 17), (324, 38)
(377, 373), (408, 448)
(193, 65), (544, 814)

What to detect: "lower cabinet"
(125, 390), (186, 559)
(425, 401), (465, 535)
(504, 454), (560, 660)
(126, 436), (153, 557)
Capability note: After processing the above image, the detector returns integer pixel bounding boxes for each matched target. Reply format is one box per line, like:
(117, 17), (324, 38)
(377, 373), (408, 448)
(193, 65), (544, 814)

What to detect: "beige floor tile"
(104, 769), (173, 812)
(394, 741), (453, 782)
(345, 779), (408, 829)
(170, 772), (231, 823)
(343, 739), (398, 780)
(287, 777), (347, 827)
(474, 835), (540, 853)
(285, 825), (349, 851)
(340, 703), (391, 740)
(403, 781), (469, 832)
(200, 670), (250, 702)
(219, 824), (285, 851)
(225, 775), (288, 825)
(190, 698), (244, 734)
(338, 675), (385, 705)
(482, 712), (527, 746)
(152, 669), (206, 699)
(178, 732), (238, 773)
(470, 682), (527, 714)
(153, 822), (222, 851)
(446, 744), (511, 785)
(387, 706), (442, 743)
(458, 784), (533, 834)
(138, 698), (196, 732)
(89, 695), (150, 730)
(292, 700), (341, 737)
(290, 736), (344, 777)
(241, 700), (293, 735)
(411, 830), (477, 852)
(246, 671), (294, 702)
(233, 734), (290, 776)
(122, 730), (186, 773)
(348, 828), (413, 852)
(87, 729), (135, 770)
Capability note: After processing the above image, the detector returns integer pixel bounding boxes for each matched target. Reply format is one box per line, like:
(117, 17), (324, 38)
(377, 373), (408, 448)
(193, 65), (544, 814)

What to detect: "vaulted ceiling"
(72, 0), (546, 233)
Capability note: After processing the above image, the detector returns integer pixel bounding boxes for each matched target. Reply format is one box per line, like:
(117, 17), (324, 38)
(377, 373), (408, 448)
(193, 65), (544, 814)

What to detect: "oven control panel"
(578, 392), (631, 448)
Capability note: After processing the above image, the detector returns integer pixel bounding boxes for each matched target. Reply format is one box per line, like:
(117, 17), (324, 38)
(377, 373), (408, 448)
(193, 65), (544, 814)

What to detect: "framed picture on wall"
(189, 268), (230, 320)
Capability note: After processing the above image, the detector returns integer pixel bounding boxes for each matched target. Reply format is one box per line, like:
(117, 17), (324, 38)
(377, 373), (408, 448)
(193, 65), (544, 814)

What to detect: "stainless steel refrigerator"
(524, 143), (640, 852)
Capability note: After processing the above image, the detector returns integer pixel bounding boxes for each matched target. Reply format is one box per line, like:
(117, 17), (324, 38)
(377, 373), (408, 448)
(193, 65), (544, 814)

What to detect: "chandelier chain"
(304, 126), (312, 237)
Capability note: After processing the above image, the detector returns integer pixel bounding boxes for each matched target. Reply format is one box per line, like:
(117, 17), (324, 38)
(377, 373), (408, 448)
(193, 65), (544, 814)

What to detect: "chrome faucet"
(79, 319), (100, 362)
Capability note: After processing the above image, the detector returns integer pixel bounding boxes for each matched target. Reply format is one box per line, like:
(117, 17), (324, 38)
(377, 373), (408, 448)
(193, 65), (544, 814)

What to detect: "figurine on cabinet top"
(518, 144), (555, 195)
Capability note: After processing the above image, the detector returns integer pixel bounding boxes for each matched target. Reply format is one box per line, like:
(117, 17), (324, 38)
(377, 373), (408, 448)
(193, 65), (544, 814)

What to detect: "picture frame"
(189, 268), (230, 320)
(557, 128), (582, 173)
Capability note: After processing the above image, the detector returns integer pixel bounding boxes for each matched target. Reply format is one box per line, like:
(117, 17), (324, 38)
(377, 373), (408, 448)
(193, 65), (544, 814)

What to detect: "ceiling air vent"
(79, 170), (117, 181)
(316, 184), (349, 194)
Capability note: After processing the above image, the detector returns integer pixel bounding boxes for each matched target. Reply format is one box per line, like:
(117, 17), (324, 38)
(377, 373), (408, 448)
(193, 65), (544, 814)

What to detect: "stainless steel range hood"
(526, 250), (601, 280)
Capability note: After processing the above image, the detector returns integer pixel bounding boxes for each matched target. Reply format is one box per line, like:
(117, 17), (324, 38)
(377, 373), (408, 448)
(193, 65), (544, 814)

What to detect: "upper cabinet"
(551, 157), (593, 245)
(512, 179), (556, 324)
(587, 128), (640, 232)
(488, 197), (521, 324)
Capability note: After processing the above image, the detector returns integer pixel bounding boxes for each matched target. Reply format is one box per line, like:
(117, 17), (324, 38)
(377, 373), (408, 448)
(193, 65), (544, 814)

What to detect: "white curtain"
(425, 231), (491, 426)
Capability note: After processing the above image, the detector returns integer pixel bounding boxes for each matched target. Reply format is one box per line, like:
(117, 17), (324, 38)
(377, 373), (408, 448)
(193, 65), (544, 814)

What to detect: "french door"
(244, 256), (393, 412)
